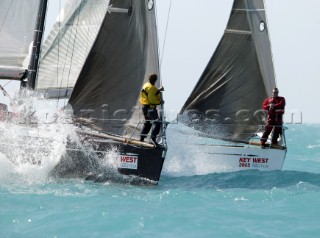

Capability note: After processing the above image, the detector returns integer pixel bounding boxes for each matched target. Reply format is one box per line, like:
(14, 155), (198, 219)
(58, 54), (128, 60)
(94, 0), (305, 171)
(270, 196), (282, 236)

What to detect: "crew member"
(260, 87), (286, 148)
(140, 74), (164, 146)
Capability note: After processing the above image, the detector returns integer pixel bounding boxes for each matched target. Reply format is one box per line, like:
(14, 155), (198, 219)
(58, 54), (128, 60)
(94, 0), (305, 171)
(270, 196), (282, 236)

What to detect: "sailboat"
(179, 0), (287, 171)
(0, 0), (167, 184)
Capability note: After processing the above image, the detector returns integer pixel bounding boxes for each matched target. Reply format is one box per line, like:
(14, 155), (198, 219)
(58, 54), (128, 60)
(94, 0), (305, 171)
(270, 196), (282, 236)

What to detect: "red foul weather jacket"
(262, 96), (286, 125)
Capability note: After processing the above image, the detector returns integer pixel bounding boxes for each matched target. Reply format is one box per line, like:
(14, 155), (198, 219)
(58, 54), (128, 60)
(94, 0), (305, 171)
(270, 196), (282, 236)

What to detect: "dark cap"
(148, 73), (158, 84)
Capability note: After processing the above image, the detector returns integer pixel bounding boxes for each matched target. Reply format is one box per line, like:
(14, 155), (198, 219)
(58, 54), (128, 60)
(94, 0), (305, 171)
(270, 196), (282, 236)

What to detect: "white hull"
(192, 143), (286, 171)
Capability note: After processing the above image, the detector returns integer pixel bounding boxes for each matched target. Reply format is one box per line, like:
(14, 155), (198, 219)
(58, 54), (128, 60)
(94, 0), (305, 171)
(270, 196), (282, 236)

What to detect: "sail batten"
(225, 29), (251, 35)
(234, 9), (265, 12)
(107, 7), (130, 13)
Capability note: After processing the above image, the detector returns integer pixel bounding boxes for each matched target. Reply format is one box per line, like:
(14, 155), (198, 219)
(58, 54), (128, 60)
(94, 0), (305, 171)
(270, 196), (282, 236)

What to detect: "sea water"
(1, 122), (320, 238)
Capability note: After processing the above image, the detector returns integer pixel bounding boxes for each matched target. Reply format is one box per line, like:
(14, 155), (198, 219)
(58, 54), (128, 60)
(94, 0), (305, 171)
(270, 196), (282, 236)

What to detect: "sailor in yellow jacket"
(140, 74), (164, 145)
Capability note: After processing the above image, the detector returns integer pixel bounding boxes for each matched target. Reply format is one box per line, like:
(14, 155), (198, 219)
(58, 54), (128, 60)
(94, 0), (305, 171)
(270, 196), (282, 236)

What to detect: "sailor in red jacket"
(260, 88), (286, 147)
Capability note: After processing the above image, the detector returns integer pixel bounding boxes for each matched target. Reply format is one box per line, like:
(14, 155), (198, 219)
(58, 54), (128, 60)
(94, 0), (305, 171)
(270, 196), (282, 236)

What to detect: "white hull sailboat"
(182, 134), (287, 172)
(179, 0), (287, 171)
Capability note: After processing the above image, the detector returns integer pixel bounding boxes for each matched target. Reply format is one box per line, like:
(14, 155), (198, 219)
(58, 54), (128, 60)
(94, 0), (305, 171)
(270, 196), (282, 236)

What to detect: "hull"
(51, 142), (166, 185)
(102, 142), (165, 183)
(192, 143), (286, 172)
(51, 136), (167, 185)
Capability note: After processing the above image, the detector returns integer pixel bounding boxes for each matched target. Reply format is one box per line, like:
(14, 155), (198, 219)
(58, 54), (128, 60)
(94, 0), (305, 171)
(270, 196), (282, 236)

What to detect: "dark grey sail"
(69, 0), (161, 139)
(180, 0), (276, 142)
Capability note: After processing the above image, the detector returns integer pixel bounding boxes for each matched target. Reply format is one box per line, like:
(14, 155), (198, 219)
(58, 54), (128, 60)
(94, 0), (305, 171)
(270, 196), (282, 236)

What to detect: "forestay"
(180, 0), (276, 142)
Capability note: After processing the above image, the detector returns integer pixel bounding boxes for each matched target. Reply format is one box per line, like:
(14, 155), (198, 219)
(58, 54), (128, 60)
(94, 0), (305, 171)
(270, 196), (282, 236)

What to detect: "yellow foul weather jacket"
(140, 82), (161, 108)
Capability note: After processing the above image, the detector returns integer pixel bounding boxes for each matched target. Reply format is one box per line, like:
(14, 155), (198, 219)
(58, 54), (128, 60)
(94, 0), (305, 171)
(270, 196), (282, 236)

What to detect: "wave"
(160, 170), (320, 190)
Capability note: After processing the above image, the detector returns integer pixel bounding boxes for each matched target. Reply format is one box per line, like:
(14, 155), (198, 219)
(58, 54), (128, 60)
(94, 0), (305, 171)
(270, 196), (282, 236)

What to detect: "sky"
(1, 0), (319, 124)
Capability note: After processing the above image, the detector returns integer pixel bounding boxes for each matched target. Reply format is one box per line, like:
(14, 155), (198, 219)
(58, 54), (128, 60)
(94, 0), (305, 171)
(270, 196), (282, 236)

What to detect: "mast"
(21, 0), (48, 89)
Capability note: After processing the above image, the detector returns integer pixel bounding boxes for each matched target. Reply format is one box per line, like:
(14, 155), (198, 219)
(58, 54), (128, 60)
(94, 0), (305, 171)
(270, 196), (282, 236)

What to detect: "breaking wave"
(163, 123), (239, 176)
(0, 91), (71, 184)
(0, 91), (121, 184)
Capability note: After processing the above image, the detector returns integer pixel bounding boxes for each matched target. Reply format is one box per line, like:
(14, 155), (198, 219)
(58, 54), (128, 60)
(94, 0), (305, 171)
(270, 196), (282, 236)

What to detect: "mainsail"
(0, 0), (40, 80)
(180, 0), (276, 142)
(68, 0), (161, 138)
(35, 0), (108, 98)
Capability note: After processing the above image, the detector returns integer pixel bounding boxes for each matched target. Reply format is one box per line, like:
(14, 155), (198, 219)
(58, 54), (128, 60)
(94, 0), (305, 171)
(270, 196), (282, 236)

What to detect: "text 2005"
(239, 162), (250, 167)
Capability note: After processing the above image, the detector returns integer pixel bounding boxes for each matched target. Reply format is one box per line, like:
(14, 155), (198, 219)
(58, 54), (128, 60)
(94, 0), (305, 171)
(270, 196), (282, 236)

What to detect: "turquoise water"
(1, 124), (320, 237)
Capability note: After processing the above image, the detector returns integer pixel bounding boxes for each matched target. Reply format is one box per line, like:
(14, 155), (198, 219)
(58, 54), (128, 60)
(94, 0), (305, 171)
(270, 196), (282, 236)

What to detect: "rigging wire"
(2, 80), (14, 88)
(263, 0), (277, 85)
(0, 80), (16, 105)
(155, 0), (172, 141)
(0, 0), (14, 34)
(55, 0), (83, 107)
(60, 0), (83, 102)
(39, 0), (63, 107)
(0, 84), (17, 106)
(56, 0), (62, 107)
(159, 0), (173, 70)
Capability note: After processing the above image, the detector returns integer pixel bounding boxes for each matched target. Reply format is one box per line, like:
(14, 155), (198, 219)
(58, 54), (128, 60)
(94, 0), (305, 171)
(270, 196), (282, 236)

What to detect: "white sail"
(36, 0), (109, 97)
(0, 0), (40, 79)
